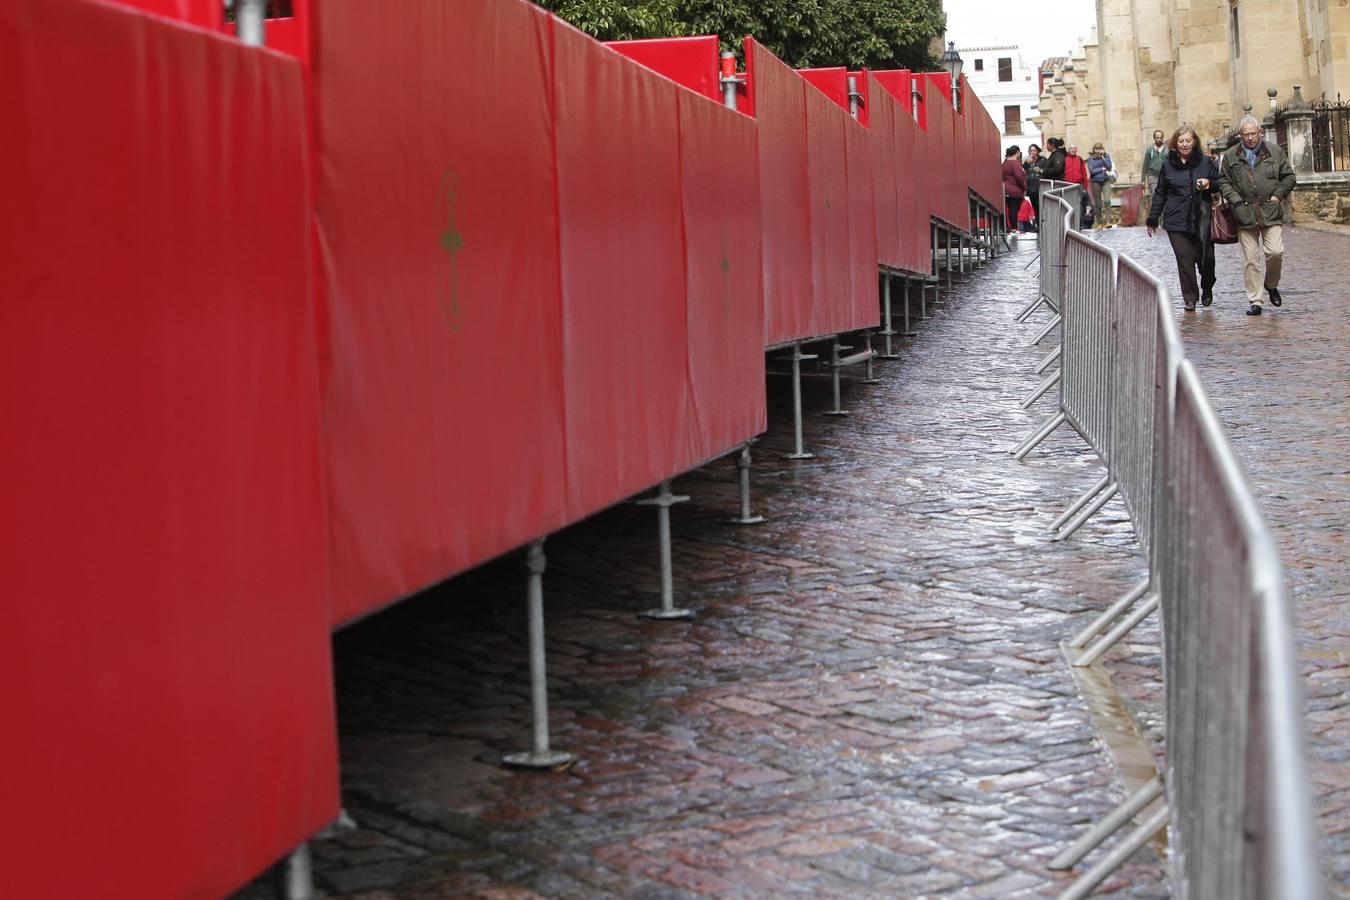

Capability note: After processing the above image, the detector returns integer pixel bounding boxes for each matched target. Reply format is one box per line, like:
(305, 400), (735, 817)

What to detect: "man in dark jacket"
(1215, 115), (1297, 315)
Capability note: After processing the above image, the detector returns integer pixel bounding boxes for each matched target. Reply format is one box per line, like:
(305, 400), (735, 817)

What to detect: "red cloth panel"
(607, 35), (721, 102)
(867, 75), (902, 270)
(845, 115), (880, 329)
(804, 82), (852, 337)
(899, 91), (931, 274)
(746, 39), (813, 346)
(107, 0), (221, 29)
(311, 0), (567, 624)
(678, 92), (769, 458)
(0, 1), (336, 896)
(798, 66), (850, 112)
(552, 21), (691, 516)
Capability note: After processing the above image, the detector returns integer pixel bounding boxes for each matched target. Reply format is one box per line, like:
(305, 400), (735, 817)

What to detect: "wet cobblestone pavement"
(245, 226), (1345, 898)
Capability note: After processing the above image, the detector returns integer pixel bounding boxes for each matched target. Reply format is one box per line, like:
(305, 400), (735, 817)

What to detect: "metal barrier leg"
(1021, 369), (1062, 409)
(959, 235), (968, 276)
(1052, 481), (1120, 542)
(1012, 411), (1067, 460)
(879, 274), (900, 358)
(275, 844), (314, 900)
(504, 540), (579, 769)
(1049, 777), (1165, 870)
(944, 231), (954, 293)
(1066, 576), (1152, 649)
(1054, 806), (1170, 900)
(1072, 594), (1160, 667)
(1047, 473), (1112, 533)
(785, 343), (817, 459)
(638, 481), (694, 621)
(729, 443), (765, 525)
(1030, 313), (1062, 347)
(1014, 293), (1050, 323)
(1036, 344), (1063, 374)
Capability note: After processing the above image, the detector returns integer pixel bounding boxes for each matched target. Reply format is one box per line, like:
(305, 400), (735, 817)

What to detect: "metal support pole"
(825, 340), (850, 416)
(275, 844), (314, 900)
(785, 343), (816, 459)
(921, 280), (932, 319)
(879, 273), (901, 356)
(504, 540), (578, 769)
(233, 0), (267, 46)
(729, 443), (765, 525)
(1049, 777), (1165, 870)
(899, 278), (917, 336)
(1072, 594), (1161, 667)
(1012, 410), (1067, 460)
(1030, 313), (1061, 347)
(1020, 368), (1062, 409)
(847, 75), (861, 119)
(861, 331), (880, 384)
(1067, 577), (1152, 650)
(638, 481), (694, 620)
(719, 52), (744, 111)
(1054, 806), (1170, 900)
(959, 234), (968, 276)
(1052, 481), (1120, 542)
(1035, 343), (1063, 374)
(944, 229), (953, 292)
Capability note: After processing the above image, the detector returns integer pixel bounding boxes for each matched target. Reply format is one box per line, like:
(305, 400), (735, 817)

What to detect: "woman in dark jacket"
(1146, 125), (1219, 311)
(1023, 143), (1046, 228)
(1002, 146), (1028, 231)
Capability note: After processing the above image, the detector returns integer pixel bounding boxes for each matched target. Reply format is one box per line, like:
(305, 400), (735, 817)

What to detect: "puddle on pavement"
(1062, 641), (1171, 861)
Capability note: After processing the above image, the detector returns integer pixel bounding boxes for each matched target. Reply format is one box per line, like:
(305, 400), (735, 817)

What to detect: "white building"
(957, 44), (1042, 156)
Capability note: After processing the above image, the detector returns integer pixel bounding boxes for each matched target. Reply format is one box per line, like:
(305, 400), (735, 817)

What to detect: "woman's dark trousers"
(1167, 229), (1216, 306)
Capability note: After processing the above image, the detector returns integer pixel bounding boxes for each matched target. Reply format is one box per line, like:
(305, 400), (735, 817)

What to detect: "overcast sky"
(943, 0), (1098, 68)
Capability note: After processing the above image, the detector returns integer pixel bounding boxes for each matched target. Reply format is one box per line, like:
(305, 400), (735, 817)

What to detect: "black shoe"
(1201, 290), (1213, 307)
(1267, 286), (1282, 307)
(1246, 303), (1262, 316)
(1184, 300), (1196, 311)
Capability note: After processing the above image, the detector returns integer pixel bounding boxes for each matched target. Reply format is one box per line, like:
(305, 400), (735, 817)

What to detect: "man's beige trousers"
(1237, 224), (1283, 306)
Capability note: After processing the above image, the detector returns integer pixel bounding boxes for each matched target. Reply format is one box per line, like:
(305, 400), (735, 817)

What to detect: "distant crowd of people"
(1001, 119), (1297, 316)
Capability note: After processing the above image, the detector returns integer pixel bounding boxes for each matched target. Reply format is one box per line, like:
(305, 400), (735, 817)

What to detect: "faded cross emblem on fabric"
(438, 172), (465, 333)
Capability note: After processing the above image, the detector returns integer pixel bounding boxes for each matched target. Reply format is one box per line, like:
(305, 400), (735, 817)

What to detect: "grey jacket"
(1215, 140), (1297, 227)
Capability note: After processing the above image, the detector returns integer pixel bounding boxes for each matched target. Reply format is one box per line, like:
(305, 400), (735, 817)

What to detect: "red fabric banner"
(0, 2), (336, 896)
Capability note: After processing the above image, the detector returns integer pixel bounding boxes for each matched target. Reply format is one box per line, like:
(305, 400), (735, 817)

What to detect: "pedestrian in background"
(1002, 145), (1028, 232)
(1041, 137), (1067, 184)
(1216, 115), (1297, 315)
(1146, 125), (1219, 311)
(1086, 142), (1115, 228)
(1024, 143), (1045, 229)
(1143, 128), (1167, 209)
(1063, 143), (1095, 226)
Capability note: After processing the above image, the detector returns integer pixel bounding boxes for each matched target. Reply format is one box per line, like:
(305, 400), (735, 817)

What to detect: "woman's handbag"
(1210, 199), (1239, 245)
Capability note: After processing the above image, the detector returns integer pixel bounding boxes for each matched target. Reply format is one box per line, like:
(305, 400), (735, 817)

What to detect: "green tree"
(535, 0), (945, 71)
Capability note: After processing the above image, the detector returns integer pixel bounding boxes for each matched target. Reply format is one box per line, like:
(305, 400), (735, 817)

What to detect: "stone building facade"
(1033, 0), (1349, 185)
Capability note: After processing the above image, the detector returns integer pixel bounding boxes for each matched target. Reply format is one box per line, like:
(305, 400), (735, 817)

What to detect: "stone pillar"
(1282, 85), (1316, 175)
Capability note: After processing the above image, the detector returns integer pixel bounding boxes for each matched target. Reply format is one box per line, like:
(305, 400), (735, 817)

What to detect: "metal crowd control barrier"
(1011, 190), (1322, 899)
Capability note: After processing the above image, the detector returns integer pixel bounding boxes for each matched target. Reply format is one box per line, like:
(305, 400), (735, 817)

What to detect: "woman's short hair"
(1005, 145), (1021, 158)
(1168, 125), (1200, 151)
(1028, 143), (1041, 152)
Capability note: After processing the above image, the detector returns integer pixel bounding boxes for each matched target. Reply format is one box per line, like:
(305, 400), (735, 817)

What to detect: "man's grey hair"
(1239, 114), (1262, 131)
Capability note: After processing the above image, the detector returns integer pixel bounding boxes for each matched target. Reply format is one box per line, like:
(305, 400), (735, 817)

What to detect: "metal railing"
(1010, 206), (1321, 898)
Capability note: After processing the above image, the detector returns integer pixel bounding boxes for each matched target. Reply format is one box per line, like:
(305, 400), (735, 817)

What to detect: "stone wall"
(1290, 174), (1350, 224)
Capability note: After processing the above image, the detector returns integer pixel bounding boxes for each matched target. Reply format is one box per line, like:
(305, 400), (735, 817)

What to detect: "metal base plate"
(639, 608), (695, 620)
(502, 749), (578, 771)
(878, 353), (902, 360)
(728, 515), (766, 525)
(784, 451), (815, 460)
(823, 410), (850, 417)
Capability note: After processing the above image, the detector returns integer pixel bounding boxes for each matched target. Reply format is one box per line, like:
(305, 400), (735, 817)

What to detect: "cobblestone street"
(262, 226), (1346, 899)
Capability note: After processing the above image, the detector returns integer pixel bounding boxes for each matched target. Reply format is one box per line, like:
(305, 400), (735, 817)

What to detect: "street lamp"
(942, 40), (964, 112)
